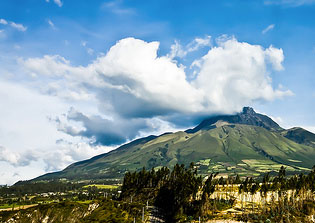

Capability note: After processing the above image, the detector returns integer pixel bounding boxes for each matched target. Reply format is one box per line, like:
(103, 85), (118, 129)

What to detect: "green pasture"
(82, 184), (119, 189)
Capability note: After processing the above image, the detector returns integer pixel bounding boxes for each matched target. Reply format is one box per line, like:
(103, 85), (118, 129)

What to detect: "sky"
(0, 0), (314, 185)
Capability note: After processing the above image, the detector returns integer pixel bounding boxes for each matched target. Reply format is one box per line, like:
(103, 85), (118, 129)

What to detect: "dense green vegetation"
(120, 164), (315, 223)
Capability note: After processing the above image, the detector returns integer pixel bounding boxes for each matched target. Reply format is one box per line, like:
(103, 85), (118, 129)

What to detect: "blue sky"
(0, 0), (314, 184)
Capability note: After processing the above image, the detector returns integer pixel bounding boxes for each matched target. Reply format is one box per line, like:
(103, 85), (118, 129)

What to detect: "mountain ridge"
(186, 107), (282, 133)
(31, 107), (315, 182)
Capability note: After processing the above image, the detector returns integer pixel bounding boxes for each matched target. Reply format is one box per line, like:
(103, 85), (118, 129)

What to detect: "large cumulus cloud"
(0, 146), (38, 167)
(192, 37), (291, 113)
(21, 36), (292, 146)
(56, 107), (152, 146)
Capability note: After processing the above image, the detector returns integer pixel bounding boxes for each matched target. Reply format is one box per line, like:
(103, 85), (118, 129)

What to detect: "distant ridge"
(280, 127), (315, 147)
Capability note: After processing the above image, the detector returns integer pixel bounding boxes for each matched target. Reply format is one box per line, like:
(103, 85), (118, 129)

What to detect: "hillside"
(34, 107), (315, 181)
(280, 127), (315, 147)
(0, 200), (141, 223)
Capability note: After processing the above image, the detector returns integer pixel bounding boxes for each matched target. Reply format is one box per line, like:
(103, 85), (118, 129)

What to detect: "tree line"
(121, 164), (315, 223)
(121, 163), (235, 222)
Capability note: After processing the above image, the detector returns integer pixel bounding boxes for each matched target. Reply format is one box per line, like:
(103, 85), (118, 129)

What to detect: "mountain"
(186, 107), (282, 133)
(34, 107), (315, 181)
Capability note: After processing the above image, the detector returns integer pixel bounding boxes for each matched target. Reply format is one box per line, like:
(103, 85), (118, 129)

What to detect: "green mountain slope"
(280, 127), (315, 147)
(34, 107), (315, 181)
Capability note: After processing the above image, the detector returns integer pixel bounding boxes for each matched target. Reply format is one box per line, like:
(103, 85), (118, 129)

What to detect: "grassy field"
(82, 184), (119, 189)
(0, 204), (12, 209)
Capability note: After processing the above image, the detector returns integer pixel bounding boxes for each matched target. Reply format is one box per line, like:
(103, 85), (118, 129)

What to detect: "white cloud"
(0, 146), (21, 166)
(22, 36), (292, 121)
(87, 48), (94, 55)
(54, 0), (63, 7)
(187, 35), (212, 52)
(0, 146), (38, 167)
(45, 0), (63, 7)
(81, 41), (87, 47)
(102, 0), (135, 15)
(22, 39), (203, 117)
(0, 141), (111, 174)
(0, 78), (111, 183)
(264, 0), (315, 6)
(169, 35), (212, 59)
(0, 19), (27, 32)
(265, 45), (284, 70)
(42, 142), (113, 171)
(47, 19), (56, 29)
(269, 115), (283, 125)
(0, 164), (45, 185)
(262, 24), (275, 34)
(14, 44), (21, 50)
(0, 18), (8, 25)
(55, 107), (156, 145)
(193, 37), (292, 113)
(80, 41), (94, 55)
(10, 22), (27, 32)
(0, 80), (69, 150)
(169, 40), (187, 59)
